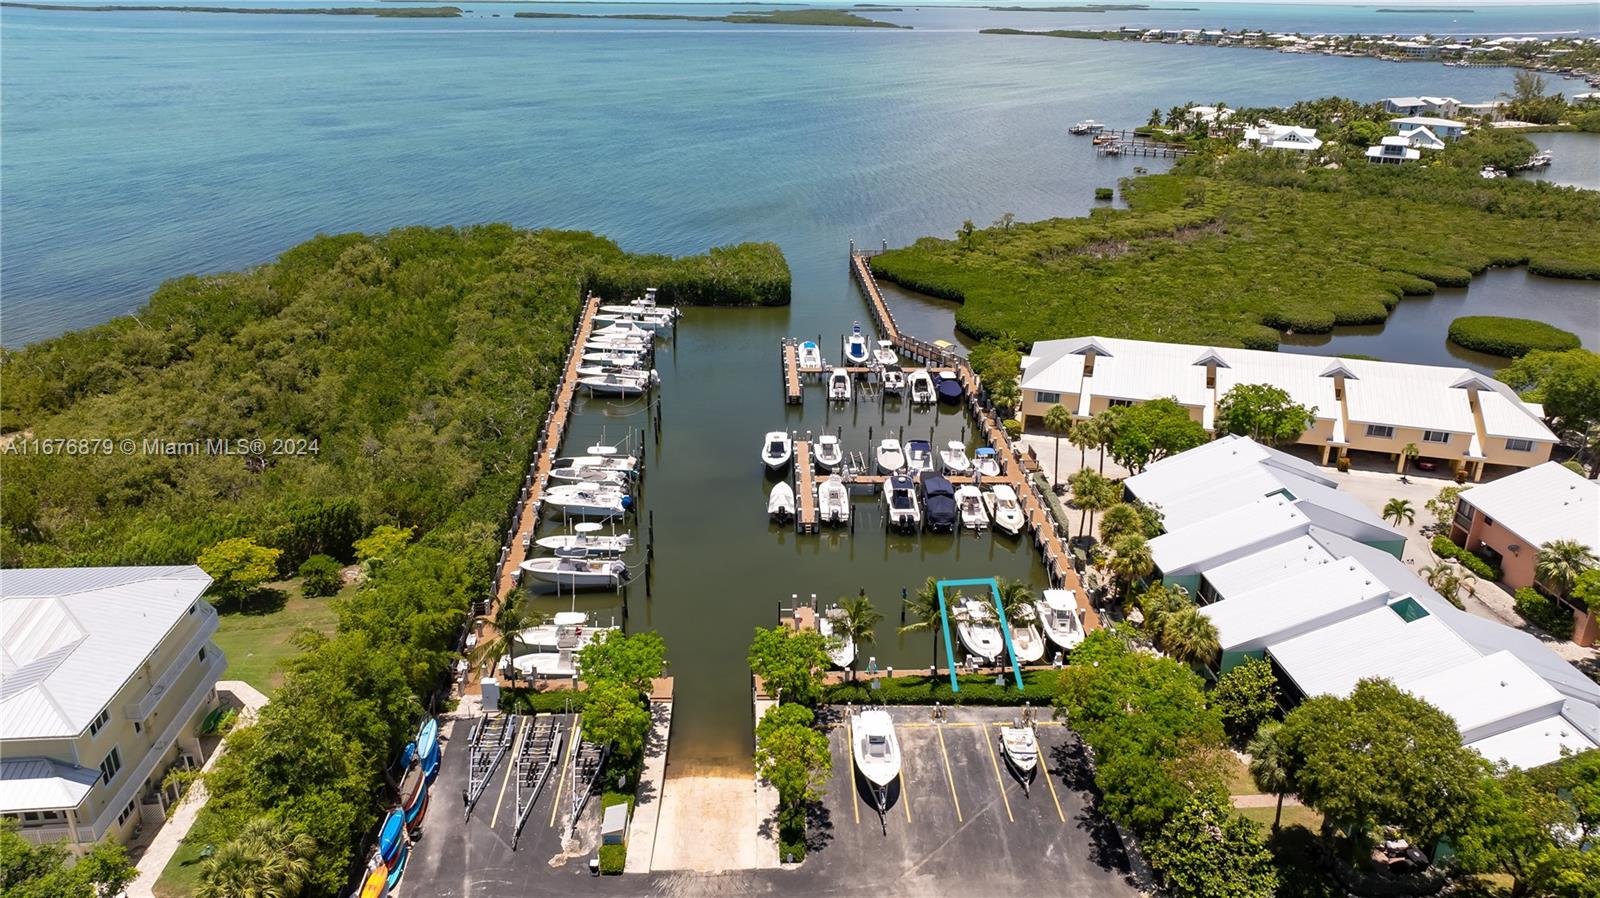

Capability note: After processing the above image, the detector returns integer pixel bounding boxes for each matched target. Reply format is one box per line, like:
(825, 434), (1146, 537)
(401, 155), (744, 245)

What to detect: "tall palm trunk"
(1272, 791), (1284, 833)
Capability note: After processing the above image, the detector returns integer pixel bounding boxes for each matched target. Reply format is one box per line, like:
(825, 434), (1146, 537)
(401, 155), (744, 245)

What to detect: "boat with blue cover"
(845, 323), (870, 365)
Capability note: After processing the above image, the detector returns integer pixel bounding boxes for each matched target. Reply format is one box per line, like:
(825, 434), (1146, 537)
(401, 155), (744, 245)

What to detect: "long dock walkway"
(781, 339), (802, 404)
(795, 440), (818, 533)
(849, 250), (1100, 632)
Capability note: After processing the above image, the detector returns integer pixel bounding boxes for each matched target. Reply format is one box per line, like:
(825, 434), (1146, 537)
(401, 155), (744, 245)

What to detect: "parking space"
(808, 706), (1139, 897)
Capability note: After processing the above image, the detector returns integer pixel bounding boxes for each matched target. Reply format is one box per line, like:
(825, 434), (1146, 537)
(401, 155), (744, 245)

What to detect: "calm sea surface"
(4, 1), (1596, 768)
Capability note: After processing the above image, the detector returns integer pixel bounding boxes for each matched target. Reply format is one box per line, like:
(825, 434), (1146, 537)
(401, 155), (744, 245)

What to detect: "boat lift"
(464, 713), (519, 821)
(565, 725), (611, 839)
(510, 715), (564, 849)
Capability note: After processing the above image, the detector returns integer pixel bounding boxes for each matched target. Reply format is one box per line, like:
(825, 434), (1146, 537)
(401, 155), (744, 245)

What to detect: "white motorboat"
(535, 524), (632, 557)
(818, 475), (851, 526)
(908, 369), (936, 405)
(882, 475), (921, 531)
(983, 484), (1026, 536)
(818, 605), (856, 669)
(881, 366), (906, 395)
(592, 321), (653, 341)
(875, 439), (906, 474)
(940, 440), (972, 476)
(851, 710), (901, 815)
(955, 484), (988, 531)
(579, 368), (656, 397)
(593, 310), (674, 331)
(872, 340), (898, 368)
(762, 431), (793, 471)
(768, 481), (795, 522)
(583, 349), (648, 368)
(828, 368), (852, 403)
(844, 323), (870, 366)
(576, 363), (652, 379)
(814, 434), (844, 471)
(585, 332), (652, 349)
(519, 556), (629, 589)
(511, 612), (616, 679)
(955, 597), (1004, 662)
(548, 464), (631, 487)
(999, 724), (1039, 785)
(1069, 119), (1103, 135)
(904, 440), (935, 475)
(600, 287), (677, 317)
(1010, 616), (1046, 665)
(798, 340), (823, 369)
(1036, 589), (1086, 651)
(553, 454), (638, 477)
(972, 447), (1002, 479)
(543, 484), (631, 519)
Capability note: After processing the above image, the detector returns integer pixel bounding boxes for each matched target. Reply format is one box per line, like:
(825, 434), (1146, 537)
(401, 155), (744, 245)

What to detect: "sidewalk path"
(623, 699), (673, 873)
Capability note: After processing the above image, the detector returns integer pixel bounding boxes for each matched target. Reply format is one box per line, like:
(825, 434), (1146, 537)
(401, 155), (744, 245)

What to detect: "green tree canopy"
(577, 629), (668, 697)
(1498, 349), (1600, 449)
(748, 625), (831, 706)
(581, 679), (653, 758)
(1215, 383), (1316, 445)
(754, 704), (833, 809)
(1210, 657), (1279, 746)
(1108, 397), (1209, 473)
(1456, 763), (1593, 898)
(197, 537), (283, 608)
(1145, 792), (1278, 898)
(352, 524), (414, 570)
(0, 820), (137, 898)
(195, 815), (317, 898)
(297, 554), (343, 598)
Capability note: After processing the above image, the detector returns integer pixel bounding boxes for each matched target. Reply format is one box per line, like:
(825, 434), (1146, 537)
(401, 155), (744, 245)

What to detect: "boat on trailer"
(852, 710), (901, 825)
(999, 723), (1040, 791)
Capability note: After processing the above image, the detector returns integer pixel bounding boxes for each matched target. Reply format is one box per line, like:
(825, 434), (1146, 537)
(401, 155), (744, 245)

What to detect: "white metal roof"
(1478, 390), (1559, 442)
(1390, 115), (1466, 128)
(1197, 535), (1335, 599)
(1400, 651), (1565, 743)
(1459, 462), (1599, 550)
(1468, 716), (1599, 770)
(0, 757), (101, 813)
(1151, 495), (1310, 576)
(1, 566), (213, 740)
(1267, 601), (1481, 700)
(1204, 557), (1393, 653)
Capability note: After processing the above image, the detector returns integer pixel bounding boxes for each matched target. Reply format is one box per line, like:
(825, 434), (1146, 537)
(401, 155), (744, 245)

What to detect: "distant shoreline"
(513, 7), (907, 27)
(1376, 7), (1475, 12)
(0, 2), (460, 15)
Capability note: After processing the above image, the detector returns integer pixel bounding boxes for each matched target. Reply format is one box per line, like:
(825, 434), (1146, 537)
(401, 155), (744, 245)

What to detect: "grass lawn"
(153, 838), (209, 898)
(1240, 803), (1324, 834)
(1223, 752), (1260, 795)
(211, 577), (345, 693)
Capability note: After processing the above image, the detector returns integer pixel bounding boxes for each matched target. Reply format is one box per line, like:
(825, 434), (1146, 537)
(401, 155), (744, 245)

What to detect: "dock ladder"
(464, 713), (519, 820)
(511, 714), (564, 849)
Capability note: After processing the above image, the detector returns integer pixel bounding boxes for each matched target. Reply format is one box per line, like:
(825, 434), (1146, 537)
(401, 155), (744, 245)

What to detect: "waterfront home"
(1398, 125), (1446, 151)
(1382, 95), (1460, 118)
(1367, 136), (1421, 164)
(1122, 438), (1600, 769)
(1449, 462), (1600, 645)
(1238, 121), (1322, 153)
(1018, 335), (1557, 479)
(1185, 105), (1232, 126)
(1, 566), (226, 850)
(1391, 115), (1467, 141)
(1458, 100), (1507, 122)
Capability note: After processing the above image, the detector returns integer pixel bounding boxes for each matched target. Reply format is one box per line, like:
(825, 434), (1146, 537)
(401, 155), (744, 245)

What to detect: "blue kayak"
(404, 777), (429, 830)
(416, 718), (440, 784)
(377, 808), (406, 867)
(384, 841), (410, 891)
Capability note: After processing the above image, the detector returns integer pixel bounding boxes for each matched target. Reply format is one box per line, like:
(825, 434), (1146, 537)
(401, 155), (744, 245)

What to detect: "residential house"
(1238, 122), (1323, 153)
(1449, 462), (1600, 645)
(1018, 336), (1557, 480)
(1122, 438), (1600, 769)
(1390, 114), (1467, 141)
(1367, 135), (1421, 164)
(0, 566), (226, 850)
(1398, 125), (1446, 151)
(1458, 100), (1506, 122)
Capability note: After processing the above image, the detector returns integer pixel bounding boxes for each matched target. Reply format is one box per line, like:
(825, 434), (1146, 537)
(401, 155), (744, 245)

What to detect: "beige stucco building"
(1, 566), (226, 850)
(1019, 336), (1556, 480)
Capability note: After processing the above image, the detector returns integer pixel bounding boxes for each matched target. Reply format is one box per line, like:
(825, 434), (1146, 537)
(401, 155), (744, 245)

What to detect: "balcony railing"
(124, 606), (218, 722)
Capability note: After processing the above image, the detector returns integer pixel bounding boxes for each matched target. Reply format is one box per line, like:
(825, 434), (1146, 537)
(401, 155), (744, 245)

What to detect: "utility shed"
(601, 802), (629, 845)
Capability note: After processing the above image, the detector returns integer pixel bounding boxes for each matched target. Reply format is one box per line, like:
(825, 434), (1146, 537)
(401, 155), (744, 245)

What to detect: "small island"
(0, 2), (460, 15)
(513, 7), (906, 27)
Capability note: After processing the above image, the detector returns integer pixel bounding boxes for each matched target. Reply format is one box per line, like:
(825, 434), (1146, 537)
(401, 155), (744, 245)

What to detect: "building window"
(1108, 398), (1134, 408)
(1035, 391), (1060, 404)
(99, 748), (122, 786)
(1453, 501), (1473, 530)
(88, 708), (111, 737)
(117, 800), (137, 826)
(1365, 424), (1395, 439)
(198, 647), (207, 663)
(1505, 438), (1534, 452)
(1422, 430), (1451, 444)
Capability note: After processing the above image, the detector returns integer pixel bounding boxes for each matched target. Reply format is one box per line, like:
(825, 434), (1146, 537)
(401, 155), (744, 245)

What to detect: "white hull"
(845, 325), (870, 366)
(908, 370), (936, 405)
(535, 533), (632, 556)
(580, 374), (653, 397)
(956, 485), (988, 531)
(999, 726), (1039, 777)
(883, 476), (921, 530)
(768, 482), (795, 521)
(798, 341), (823, 369)
(905, 442), (935, 475)
(554, 455), (637, 476)
(852, 710), (902, 798)
(511, 614), (616, 678)
(583, 351), (647, 368)
(819, 608), (856, 669)
(972, 449), (1003, 479)
(1010, 623), (1046, 664)
(550, 465), (631, 487)
(543, 486), (629, 519)
(881, 368), (906, 394)
(519, 557), (628, 588)
(940, 441), (972, 476)
(872, 345), (898, 367)
(814, 435), (843, 471)
(876, 440), (905, 474)
(828, 369), (852, 403)
(1037, 590), (1086, 651)
(955, 599), (1004, 661)
(762, 431), (793, 471)
(818, 476), (850, 526)
(983, 486), (1026, 537)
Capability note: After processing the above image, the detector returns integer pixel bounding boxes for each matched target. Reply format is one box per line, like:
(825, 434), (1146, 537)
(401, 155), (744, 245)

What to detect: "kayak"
(376, 807), (406, 867)
(416, 718), (440, 784)
(358, 856), (389, 898)
(405, 783), (429, 836)
(384, 842), (410, 892)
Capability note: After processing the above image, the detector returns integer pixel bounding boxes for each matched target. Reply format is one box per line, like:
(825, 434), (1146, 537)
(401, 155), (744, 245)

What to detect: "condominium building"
(1019, 336), (1557, 480)
(1, 566), (226, 849)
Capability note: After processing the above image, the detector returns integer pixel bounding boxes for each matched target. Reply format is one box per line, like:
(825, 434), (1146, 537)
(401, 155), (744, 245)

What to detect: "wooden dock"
(781, 339), (803, 404)
(794, 440), (818, 533)
(849, 250), (1100, 632)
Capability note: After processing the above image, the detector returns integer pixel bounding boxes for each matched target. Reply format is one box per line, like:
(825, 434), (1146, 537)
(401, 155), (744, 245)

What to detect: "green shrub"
(1003, 418), (1023, 438)
(1448, 316), (1582, 358)
(599, 843), (626, 875)
(776, 804), (807, 863)
(298, 554), (343, 598)
(1431, 535), (1503, 581)
(1094, 187), (1114, 201)
(821, 670), (1060, 707)
(1528, 256), (1600, 280)
(1514, 587), (1575, 640)
(505, 687), (590, 714)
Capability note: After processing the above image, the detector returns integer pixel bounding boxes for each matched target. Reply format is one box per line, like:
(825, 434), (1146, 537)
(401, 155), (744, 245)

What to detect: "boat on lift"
(1036, 589), (1086, 651)
(536, 523), (632, 557)
(600, 287), (677, 317)
(955, 596), (1004, 662)
(583, 349), (648, 368)
(881, 365), (907, 395)
(955, 484), (987, 530)
(553, 453), (637, 478)
(828, 368), (852, 403)
(1069, 119), (1103, 135)
(940, 440), (972, 476)
(578, 367), (657, 397)
(920, 474), (957, 533)
(768, 481), (795, 522)
(905, 440), (935, 475)
(543, 484), (631, 519)
(876, 439), (906, 474)
(908, 368), (936, 405)
(814, 434), (844, 471)
(1010, 611), (1047, 664)
(593, 308), (675, 331)
(510, 612), (617, 679)
(882, 475), (921, 531)
(852, 710), (902, 820)
(798, 340), (823, 369)
(935, 370), (963, 405)
(519, 555), (629, 589)
(762, 431), (793, 471)
(844, 323), (870, 366)
(818, 475), (850, 526)
(819, 604), (856, 669)
(548, 464), (632, 488)
(983, 484), (1026, 536)
(872, 340), (898, 367)
(972, 447), (1002, 479)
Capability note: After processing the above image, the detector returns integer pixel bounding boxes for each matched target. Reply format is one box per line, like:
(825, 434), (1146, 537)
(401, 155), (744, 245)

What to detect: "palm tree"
(1092, 408), (1121, 473)
(1248, 722), (1293, 834)
(1098, 503), (1141, 545)
(1381, 497), (1415, 528)
(838, 594), (883, 681)
(988, 377), (1021, 417)
(1158, 604), (1220, 669)
(1068, 419), (1099, 471)
(1136, 582), (1189, 635)
(196, 817), (316, 898)
(1070, 468), (1114, 538)
(1535, 539), (1598, 598)
(899, 577), (944, 675)
(1400, 442), (1420, 471)
(1043, 404), (1074, 487)
(1107, 533), (1154, 598)
(1420, 562), (1477, 609)
(471, 594), (547, 687)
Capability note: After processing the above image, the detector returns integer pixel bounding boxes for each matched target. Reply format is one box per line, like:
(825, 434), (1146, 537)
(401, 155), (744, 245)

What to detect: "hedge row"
(1513, 587), (1575, 640)
(1529, 256), (1600, 280)
(1447, 315), (1582, 358)
(821, 670), (1062, 707)
(588, 242), (791, 306)
(504, 686), (590, 714)
(1431, 535), (1504, 581)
